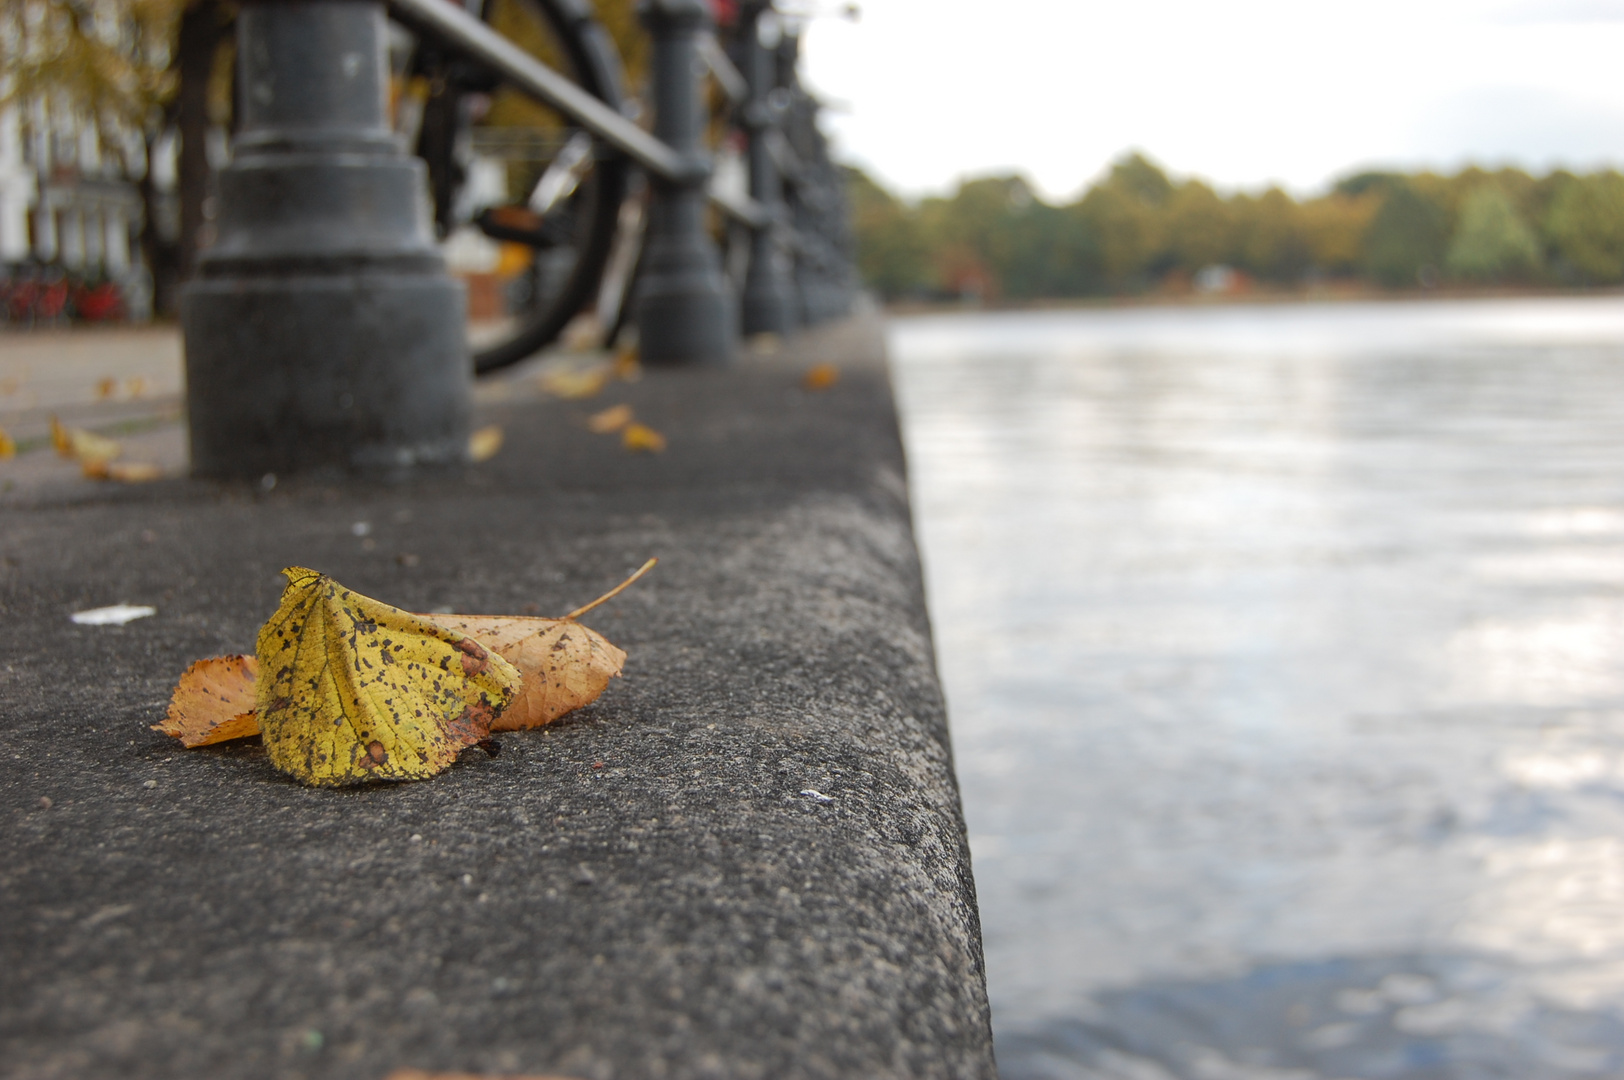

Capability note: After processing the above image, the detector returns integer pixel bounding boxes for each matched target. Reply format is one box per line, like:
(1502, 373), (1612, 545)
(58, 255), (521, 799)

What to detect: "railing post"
(635, 0), (737, 365)
(182, 0), (468, 478)
(737, 2), (794, 337)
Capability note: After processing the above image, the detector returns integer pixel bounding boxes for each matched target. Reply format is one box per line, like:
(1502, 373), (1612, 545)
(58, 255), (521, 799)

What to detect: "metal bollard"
(634, 0), (737, 366)
(182, 0), (469, 479)
(737, 2), (794, 337)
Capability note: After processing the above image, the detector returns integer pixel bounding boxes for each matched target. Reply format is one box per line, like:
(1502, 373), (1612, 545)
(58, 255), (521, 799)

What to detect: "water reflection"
(888, 299), (1624, 1079)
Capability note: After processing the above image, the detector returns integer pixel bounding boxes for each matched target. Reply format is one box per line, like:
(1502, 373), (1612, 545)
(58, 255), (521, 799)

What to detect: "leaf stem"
(563, 558), (657, 621)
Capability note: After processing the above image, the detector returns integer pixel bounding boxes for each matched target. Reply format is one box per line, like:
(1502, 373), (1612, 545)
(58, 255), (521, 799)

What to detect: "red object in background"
(711, 0), (738, 27)
(73, 282), (125, 322)
(34, 280), (68, 321)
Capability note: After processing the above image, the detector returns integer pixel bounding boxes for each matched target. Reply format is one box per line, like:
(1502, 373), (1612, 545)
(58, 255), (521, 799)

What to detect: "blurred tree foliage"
(850, 151), (1624, 301)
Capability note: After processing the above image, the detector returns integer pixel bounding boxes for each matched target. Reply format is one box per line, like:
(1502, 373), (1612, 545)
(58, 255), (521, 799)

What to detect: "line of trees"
(848, 153), (1624, 302)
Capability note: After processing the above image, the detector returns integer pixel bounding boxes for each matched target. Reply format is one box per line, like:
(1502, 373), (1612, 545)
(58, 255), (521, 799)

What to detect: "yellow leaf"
(622, 422), (666, 453)
(468, 424), (504, 462)
(96, 377), (117, 400)
(51, 416), (120, 463)
(154, 656), (261, 747)
(587, 403), (633, 433)
(0, 425), (14, 459)
(255, 568), (522, 787)
(538, 367), (609, 400)
(802, 363), (840, 391)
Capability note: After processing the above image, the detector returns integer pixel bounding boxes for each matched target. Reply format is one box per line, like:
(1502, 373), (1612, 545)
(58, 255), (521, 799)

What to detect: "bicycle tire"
(403, 0), (632, 375)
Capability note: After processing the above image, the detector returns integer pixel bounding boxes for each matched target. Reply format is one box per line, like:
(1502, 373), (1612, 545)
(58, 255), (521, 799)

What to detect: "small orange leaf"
(0, 425), (14, 459)
(95, 377), (117, 400)
(154, 656), (261, 747)
(802, 363), (840, 391)
(469, 425), (504, 462)
(588, 403), (633, 433)
(622, 422), (666, 453)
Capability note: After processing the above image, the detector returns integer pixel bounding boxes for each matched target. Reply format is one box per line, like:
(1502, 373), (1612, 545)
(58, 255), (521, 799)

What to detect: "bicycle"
(385, 0), (854, 374)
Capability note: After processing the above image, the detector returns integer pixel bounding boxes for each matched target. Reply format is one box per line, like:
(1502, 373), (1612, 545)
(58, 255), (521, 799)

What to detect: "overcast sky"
(796, 0), (1624, 202)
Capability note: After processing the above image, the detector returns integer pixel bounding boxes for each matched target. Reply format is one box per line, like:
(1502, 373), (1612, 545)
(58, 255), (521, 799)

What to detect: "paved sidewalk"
(0, 317), (995, 1080)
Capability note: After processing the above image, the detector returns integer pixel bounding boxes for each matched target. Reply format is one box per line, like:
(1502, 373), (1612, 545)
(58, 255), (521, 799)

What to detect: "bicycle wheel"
(399, 0), (631, 374)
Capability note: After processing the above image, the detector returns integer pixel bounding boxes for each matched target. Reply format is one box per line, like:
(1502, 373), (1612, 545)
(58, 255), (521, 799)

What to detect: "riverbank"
(0, 316), (996, 1079)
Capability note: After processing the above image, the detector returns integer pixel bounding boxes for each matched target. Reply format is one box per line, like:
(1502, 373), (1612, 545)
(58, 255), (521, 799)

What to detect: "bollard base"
(182, 273), (470, 479)
(635, 282), (738, 366)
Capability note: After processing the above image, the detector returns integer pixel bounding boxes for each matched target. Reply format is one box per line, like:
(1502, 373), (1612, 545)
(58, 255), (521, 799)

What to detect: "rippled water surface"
(887, 299), (1624, 1080)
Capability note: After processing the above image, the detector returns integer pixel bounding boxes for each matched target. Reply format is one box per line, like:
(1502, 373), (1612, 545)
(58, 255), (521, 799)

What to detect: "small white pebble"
(461, 873), (474, 886)
(71, 605), (155, 627)
(409, 833), (422, 843)
(142, 779), (157, 789)
(351, 521), (371, 537)
(800, 789), (834, 803)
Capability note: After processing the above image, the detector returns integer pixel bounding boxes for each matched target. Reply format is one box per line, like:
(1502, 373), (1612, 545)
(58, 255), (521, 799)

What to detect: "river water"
(887, 298), (1624, 1080)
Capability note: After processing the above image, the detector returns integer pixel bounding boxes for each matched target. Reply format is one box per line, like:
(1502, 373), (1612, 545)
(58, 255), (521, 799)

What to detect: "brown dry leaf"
(84, 460), (163, 482)
(51, 416), (121, 463)
(95, 377), (117, 400)
(429, 615), (626, 730)
(469, 424), (504, 462)
(587, 403), (633, 433)
(622, 422), (666, 453)
(154, 656), (261, 747)
(0, 425), (14, 459)
(539, 366), (610, 400)
(803, 362), (840, 391)
(423, 559), (653, 731)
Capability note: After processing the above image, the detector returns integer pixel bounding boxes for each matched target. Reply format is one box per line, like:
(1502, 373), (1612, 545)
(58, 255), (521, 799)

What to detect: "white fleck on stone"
(142, 779), (157, 789)
(800, 789), (834, 803)
(71, 604), (156, 626)
(351, 521), (372, 537)
(409, 833), (422, 843)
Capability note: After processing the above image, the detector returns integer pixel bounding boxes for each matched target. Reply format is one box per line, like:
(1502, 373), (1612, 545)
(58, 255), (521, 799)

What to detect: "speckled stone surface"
(0, 317), (995, 1080)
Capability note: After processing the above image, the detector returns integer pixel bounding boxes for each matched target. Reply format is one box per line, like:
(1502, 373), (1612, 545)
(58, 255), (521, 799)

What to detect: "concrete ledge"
(0, 316), (996, 1079)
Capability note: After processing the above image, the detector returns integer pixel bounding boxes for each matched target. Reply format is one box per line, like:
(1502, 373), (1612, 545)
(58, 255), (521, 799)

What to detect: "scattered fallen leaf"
(622, 422), (666, 453)
(0, 425), (14, 459)
(538, 366), (609, 400)
(95, 377), (117, 400)
(255, 567), (522, 786)
(153, 656), (260, 747)
(803, 363), (840, 391)
(51, 416), (120, 463)
(71, 604), (156, 626)
(612, 345), (641, 382)
(127, 377), (149, 399)
(83, 460), (163, 482)
(588, 403), (633, 433)
(469, 424), (504, 462)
